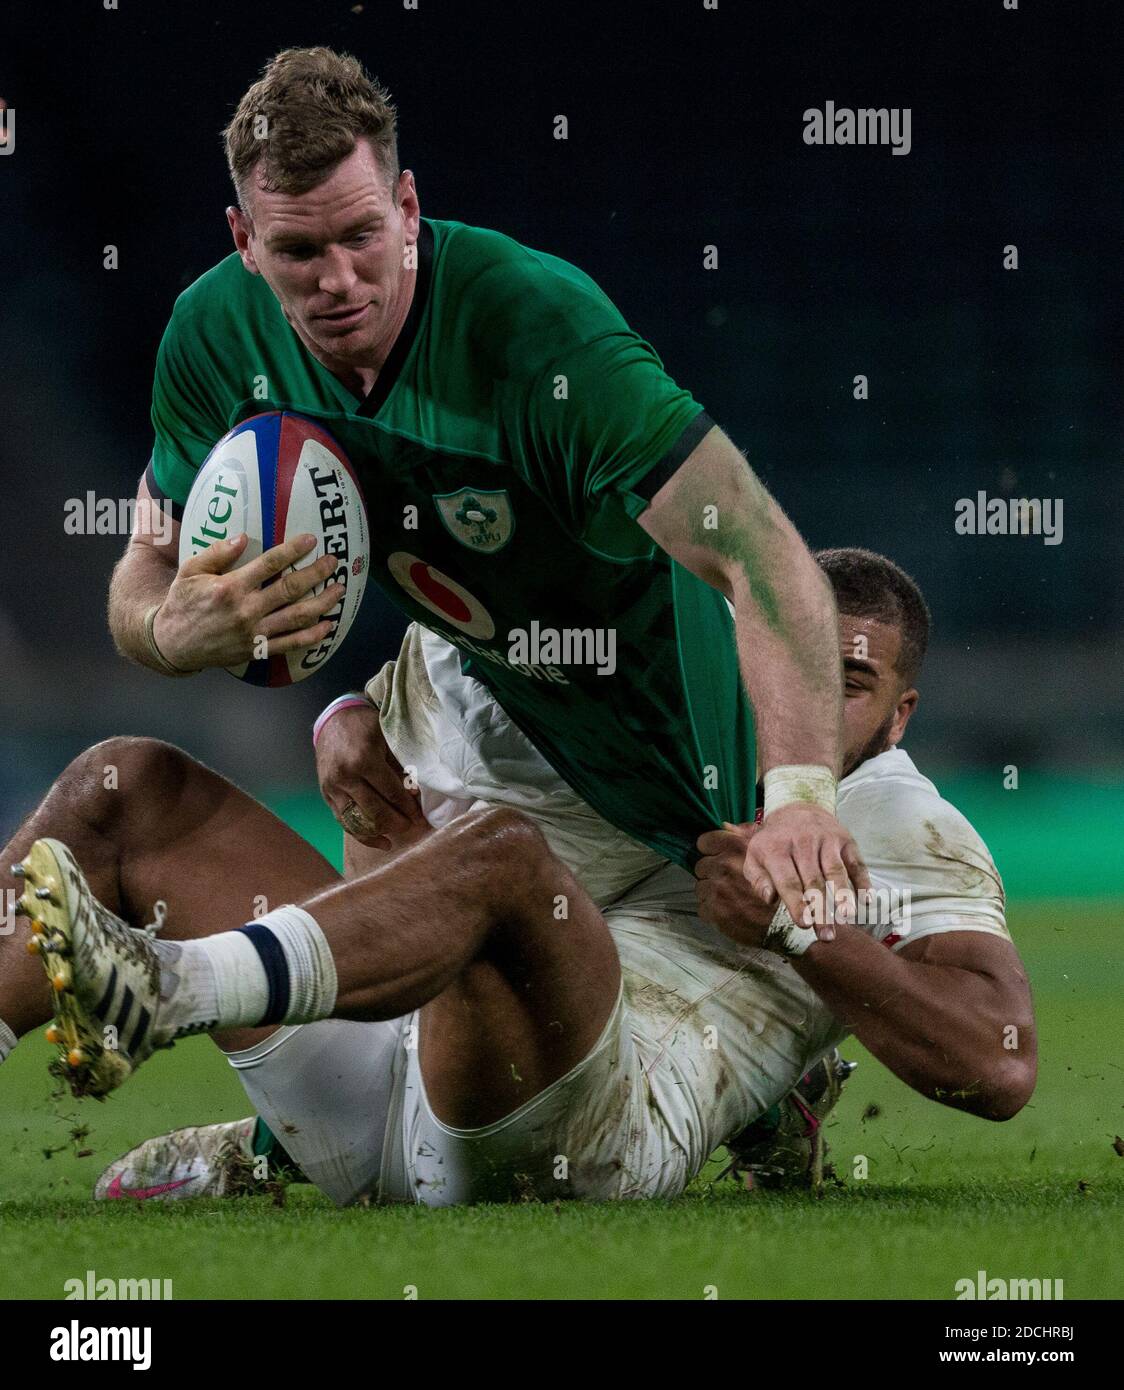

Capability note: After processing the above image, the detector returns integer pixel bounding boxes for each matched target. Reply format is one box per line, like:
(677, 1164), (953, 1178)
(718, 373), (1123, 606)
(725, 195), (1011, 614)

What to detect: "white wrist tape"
(763, 764), (837, 818)
(763, 903), (818, 958)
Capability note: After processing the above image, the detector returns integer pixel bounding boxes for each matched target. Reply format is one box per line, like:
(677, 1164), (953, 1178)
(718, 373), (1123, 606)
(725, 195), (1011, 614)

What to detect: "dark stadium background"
(1, 1), (1120, 893)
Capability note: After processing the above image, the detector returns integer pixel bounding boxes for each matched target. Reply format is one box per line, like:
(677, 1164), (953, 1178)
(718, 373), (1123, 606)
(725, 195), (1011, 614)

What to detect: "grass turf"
(1, 892), (1120, 1300)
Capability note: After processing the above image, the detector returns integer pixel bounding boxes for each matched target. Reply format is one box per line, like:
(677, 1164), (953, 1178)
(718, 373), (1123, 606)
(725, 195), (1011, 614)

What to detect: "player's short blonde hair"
(224, 47), (399, 210)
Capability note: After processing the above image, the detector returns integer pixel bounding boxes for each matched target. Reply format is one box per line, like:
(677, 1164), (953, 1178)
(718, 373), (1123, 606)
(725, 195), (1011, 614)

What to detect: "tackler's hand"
(316, 700), (430, 852)
(695, 825), (778, 948)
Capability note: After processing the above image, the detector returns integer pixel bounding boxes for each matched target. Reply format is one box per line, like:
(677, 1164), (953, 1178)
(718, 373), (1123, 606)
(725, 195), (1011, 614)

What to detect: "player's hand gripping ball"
(178, 412), (369, 685)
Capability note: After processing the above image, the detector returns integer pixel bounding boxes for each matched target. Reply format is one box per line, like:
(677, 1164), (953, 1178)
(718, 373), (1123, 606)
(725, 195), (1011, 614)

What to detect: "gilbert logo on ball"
(180, 413), (369, 685)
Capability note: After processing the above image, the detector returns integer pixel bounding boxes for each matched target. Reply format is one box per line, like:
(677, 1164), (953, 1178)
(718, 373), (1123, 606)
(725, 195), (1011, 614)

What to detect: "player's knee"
(454, 806), (558, 902)
(460, 805), (549, 866)
(70, 737), (196, 828)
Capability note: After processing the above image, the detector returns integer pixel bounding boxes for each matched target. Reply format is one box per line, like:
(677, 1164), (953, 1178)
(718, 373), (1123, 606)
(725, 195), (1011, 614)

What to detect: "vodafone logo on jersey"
(387, 552), (496, 639)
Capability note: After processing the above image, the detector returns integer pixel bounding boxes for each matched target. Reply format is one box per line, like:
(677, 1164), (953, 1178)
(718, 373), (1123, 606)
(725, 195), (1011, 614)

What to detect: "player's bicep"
(636, 424), (783, 597)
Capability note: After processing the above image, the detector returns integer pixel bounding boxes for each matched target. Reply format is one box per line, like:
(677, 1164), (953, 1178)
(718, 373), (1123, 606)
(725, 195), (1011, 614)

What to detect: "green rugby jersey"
(148, 217), (756, 866)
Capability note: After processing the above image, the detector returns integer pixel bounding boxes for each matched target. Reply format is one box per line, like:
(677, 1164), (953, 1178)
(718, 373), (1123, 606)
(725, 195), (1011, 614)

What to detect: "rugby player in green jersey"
(107, 45), (868, 934)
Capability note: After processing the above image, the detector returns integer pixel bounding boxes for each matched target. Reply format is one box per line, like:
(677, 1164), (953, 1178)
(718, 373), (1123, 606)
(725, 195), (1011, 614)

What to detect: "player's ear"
(227, 205), (260, 275)
(397, 170), (420, 232)
(889, 687), (919, 745)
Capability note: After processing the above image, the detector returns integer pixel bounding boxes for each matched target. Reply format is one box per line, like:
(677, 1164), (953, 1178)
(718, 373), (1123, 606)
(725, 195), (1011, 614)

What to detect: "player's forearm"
(107, 543), (178, 672)
(639, 433), (842, 776)
(727, 519), (842, 775)
(792, 927), (1034, 1119)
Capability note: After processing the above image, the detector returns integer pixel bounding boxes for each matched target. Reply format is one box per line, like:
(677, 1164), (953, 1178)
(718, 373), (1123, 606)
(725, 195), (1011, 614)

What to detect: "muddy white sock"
(0, 1018), (17, 1062)
(154, 906), (337, 1036)
(149, 933), (259, 1038)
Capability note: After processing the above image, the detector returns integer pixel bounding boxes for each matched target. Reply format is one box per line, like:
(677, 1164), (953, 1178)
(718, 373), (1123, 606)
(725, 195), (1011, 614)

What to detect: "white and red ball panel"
(179, 412), (369, 685)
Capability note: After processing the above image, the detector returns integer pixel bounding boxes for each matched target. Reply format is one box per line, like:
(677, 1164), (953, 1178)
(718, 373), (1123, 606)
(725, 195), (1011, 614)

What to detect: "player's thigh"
(418, 831), (622, 1129)
(110, 739), (340, 941)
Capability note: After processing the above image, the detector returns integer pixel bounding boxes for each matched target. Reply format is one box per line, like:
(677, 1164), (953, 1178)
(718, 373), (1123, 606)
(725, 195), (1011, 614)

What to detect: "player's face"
(228, 141), (420, 377)
(838, 614), (918, 777)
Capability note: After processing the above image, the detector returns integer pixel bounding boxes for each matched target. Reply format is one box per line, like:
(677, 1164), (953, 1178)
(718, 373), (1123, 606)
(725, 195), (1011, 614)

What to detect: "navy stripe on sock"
(236, 923), (290, 1025)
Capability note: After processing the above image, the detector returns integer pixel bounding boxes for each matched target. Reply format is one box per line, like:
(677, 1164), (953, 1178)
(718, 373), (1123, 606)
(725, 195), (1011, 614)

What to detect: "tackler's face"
(230, 139), (421, 374)
(837, 614), (918, 777)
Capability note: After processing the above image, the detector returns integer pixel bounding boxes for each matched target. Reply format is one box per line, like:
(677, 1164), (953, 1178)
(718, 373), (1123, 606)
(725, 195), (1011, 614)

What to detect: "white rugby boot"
(13, 837), (180, 1099)
(95, 1117), (259, 1201)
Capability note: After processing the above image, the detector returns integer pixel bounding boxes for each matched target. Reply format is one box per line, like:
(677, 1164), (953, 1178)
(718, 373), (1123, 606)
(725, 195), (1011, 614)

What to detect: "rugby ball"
(179, 412), (369, 686)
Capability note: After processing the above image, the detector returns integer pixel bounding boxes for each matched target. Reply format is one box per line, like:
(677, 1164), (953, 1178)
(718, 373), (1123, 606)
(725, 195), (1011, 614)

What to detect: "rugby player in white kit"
(0, 549), (1035, 1205)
